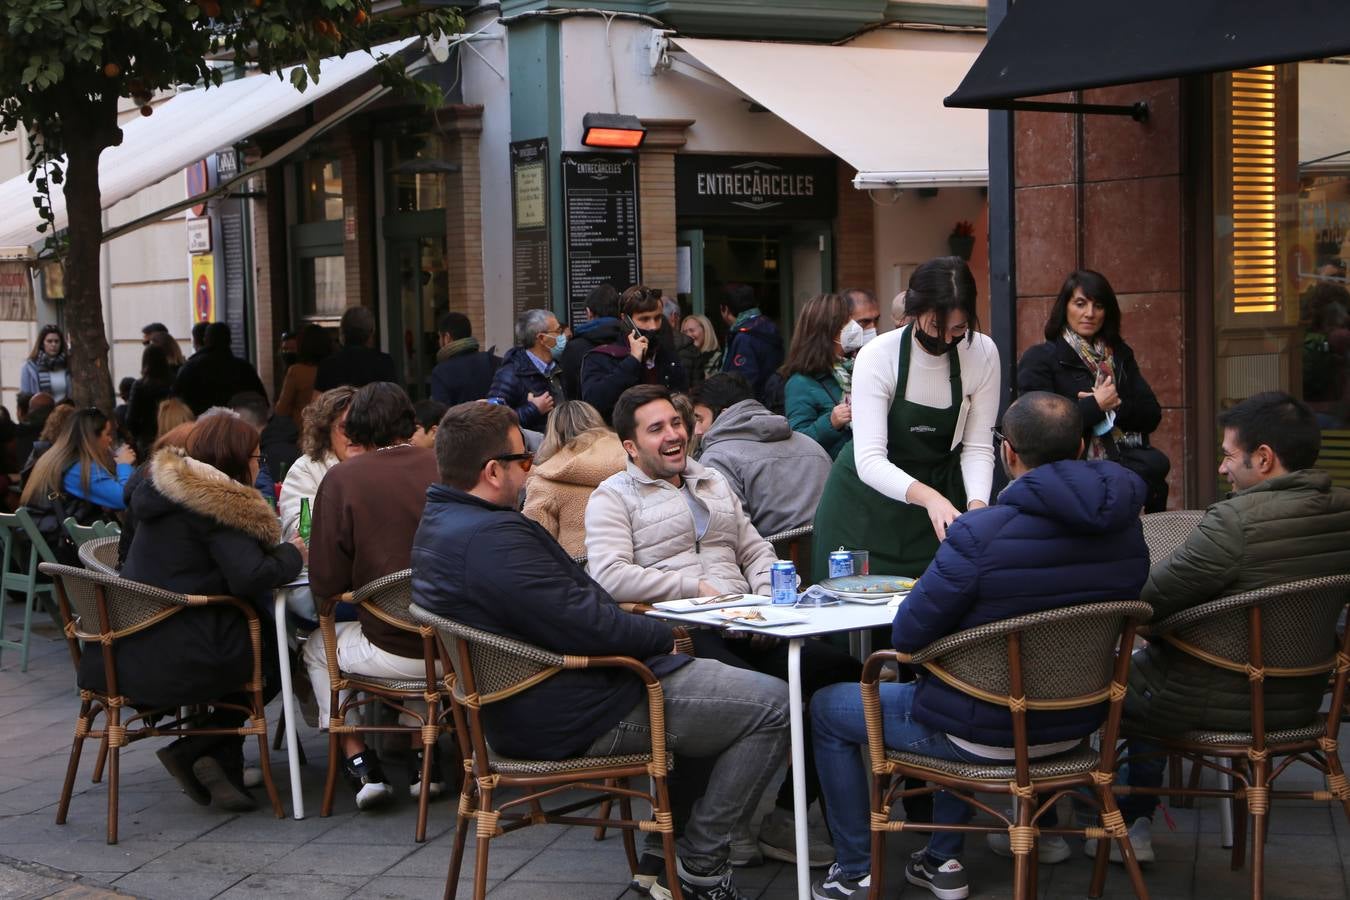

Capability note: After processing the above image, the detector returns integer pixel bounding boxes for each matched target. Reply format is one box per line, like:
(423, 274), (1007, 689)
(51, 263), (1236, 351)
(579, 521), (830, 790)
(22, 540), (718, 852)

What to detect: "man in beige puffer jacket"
(586, 384), (860, 870)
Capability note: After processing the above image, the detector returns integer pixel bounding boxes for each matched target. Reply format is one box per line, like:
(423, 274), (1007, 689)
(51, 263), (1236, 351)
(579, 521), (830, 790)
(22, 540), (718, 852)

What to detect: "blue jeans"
(812, 681), (1006, 879)
(1118, 738), (1167, 822)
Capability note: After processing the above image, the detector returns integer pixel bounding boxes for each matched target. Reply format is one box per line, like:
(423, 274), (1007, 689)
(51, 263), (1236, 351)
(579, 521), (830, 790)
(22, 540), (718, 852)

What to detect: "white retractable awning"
(0, 39), (416, 248)
(670, 36), (988, 190)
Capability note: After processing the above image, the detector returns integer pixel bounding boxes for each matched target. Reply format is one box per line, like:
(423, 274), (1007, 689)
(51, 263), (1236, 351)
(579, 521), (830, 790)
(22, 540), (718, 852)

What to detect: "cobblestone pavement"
(2, 613), (1348, 899)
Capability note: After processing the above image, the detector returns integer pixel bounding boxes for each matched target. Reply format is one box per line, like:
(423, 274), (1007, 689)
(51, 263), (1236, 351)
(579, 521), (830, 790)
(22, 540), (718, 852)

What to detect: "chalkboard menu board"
(510, 139), (551, 316)
(562, 152), (641, 325)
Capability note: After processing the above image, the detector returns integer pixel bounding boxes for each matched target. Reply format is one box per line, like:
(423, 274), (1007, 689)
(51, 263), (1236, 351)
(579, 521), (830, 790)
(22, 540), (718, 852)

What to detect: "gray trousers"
(585, 657), (790, 872)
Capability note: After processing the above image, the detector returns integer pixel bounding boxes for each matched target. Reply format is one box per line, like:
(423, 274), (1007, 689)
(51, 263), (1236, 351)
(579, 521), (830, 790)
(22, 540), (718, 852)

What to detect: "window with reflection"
(302, 157), (344, 222)
(387, 131), (451, 213)
(1214, 61), (1350, 487)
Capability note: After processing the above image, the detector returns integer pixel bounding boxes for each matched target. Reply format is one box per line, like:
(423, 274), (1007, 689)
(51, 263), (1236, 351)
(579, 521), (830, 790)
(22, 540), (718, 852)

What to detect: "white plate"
(653, 594), (768, 614)
(825, 589), (910, 605)
(715, 606), (810, 628)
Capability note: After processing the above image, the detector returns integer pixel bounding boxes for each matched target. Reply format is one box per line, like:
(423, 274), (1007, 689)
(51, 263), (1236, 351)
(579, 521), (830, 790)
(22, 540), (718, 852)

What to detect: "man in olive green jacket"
(1109, 392), (1350, 861)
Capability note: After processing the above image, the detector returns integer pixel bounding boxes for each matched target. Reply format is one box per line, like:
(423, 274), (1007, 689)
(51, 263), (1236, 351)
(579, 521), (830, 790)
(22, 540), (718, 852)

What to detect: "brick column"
(638, 118), (694, 294)
(439, 105), (487, 341)
(834, 165), (875, 292)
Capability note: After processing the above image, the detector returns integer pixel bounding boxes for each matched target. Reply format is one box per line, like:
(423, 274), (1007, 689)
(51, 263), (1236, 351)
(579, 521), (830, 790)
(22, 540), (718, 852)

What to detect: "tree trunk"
(59, 99), (119, 412)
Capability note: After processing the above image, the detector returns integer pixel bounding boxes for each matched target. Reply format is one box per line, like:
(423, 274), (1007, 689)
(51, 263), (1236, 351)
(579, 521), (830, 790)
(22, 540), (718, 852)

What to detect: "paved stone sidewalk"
(3, 613), (1349, 899)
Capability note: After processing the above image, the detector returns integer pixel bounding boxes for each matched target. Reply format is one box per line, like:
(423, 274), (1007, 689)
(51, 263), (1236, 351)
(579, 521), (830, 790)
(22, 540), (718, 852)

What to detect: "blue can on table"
(770, 561), (797, 606)
(828, 549), (854, 579)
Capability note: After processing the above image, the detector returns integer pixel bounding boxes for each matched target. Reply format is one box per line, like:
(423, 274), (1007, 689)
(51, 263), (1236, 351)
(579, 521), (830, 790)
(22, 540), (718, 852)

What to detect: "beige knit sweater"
(522, 432), (627, 558)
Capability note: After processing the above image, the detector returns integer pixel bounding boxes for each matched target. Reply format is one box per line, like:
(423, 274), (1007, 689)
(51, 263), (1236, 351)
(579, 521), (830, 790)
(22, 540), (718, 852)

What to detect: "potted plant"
(948, 220), (976, 261)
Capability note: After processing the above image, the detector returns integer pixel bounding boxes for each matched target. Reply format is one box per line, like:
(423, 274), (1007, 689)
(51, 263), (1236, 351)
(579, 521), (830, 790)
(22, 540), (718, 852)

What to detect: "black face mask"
(638, 327), (663, 342)
(913, 326), (962, 356)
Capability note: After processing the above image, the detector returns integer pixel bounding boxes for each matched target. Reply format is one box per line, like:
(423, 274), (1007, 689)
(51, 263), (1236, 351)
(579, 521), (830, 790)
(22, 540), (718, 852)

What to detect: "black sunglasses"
(991, 426), (1014, 452)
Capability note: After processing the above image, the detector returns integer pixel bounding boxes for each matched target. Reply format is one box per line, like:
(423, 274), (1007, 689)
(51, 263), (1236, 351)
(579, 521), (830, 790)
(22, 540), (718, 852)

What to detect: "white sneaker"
(241, 766), (263, 789)
(985, 830), (1071, 863)
(1084, 816), (1154, 864)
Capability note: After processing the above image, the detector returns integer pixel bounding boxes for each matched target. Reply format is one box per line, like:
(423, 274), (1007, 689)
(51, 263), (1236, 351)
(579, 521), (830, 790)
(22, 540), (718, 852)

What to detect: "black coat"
(1016, 338), (1162, 442)
(559, 318), (624, 399)
(487, 348), (565, 432)
(172, 347), (268, 416)
(579, 337), (688, 423)
(125, 377), (172, 455)
(411, 484), (685, 759)
(79, 449), (303, 709)
(313, 344), (398, 392)
(429, 349), (498, 406)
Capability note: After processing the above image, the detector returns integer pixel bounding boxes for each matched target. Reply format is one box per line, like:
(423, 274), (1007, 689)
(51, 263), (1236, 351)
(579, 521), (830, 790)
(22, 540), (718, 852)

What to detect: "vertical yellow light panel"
(1230, 67), (1279, 314)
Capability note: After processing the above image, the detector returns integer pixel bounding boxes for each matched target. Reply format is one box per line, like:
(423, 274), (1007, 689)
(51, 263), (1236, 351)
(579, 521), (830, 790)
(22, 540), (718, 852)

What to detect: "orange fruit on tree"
(200, 0), (220, 17)
(140, 105), (153, 117)
(353, 9), (367, 24)
(103, 62), (121, 78)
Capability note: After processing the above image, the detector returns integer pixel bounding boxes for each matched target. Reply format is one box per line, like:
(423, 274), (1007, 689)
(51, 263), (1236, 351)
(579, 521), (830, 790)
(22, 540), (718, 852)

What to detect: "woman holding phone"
(1017, 269), (1168, 511)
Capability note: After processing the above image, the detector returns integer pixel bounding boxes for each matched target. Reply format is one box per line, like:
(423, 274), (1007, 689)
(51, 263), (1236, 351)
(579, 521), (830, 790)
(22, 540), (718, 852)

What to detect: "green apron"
(811, 327), (967, 584)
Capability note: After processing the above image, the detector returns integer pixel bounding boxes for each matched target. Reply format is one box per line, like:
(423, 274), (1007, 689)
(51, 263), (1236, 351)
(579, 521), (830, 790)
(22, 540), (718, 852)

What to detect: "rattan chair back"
(909, 601), (1153, 710)
(1140, 509), (1204, 565)
(78, 536), (121, 576)
(410, 603), (566, 705)
(1151, 575), (1350, 677)
(39, 562), (191, 640)
(348, 568), (417, 628)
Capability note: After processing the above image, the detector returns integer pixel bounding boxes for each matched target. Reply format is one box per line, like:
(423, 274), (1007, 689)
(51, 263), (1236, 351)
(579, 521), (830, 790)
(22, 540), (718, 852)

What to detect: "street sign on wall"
(675, 154), (837, 219)
(0, 259), (33, 321)
(510, 138), (552, 315)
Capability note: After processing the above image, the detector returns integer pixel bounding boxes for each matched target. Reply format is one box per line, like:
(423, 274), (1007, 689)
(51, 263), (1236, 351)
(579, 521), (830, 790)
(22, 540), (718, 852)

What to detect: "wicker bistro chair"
(37, 562), (284, 843)
(1118, 574), (1350, 898)
(78, 536), (122, 576)
(862, 601), (1154, 900)
(408, 603), (684, 900)
(63, 517), (121, 547)
(316, 569), (455, 843)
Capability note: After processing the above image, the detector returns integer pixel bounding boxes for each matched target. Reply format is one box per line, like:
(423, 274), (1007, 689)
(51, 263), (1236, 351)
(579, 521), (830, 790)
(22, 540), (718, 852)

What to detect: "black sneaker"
(408, 745), (447, 800)
(656, 857), (746, 900)
(155, 739), (211, 806)
(343, 749), (394, 810)
(904, 849), (968, 900)
(811, 863), (870, 899)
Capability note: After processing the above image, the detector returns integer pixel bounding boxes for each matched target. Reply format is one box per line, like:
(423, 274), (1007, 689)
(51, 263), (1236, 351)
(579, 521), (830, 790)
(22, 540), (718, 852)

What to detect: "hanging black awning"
(945, 0), (1350, 116)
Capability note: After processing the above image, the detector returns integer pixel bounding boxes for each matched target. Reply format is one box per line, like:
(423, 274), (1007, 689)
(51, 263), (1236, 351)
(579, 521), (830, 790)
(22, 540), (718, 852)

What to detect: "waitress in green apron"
(812, 256), (1002, 584)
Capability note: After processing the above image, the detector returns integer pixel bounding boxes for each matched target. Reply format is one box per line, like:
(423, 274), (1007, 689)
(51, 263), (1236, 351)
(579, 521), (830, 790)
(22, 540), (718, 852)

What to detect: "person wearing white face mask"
(783, 293), (856, 460)
(842, 287), (881, 346)
(809, 257), (1001, 584)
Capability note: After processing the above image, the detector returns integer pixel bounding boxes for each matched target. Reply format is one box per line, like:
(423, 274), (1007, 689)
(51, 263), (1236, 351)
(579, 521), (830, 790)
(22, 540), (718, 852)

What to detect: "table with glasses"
(274, 572), (309, 819)
(648, 595), (902, 900)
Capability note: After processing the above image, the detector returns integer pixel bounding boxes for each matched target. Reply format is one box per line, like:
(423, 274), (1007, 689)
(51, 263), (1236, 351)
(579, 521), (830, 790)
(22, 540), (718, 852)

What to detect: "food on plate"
(719, 608), (767, 623)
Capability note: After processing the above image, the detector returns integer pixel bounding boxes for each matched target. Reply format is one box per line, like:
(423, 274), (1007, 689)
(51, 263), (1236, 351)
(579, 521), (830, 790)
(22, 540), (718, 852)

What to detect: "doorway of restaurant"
(676, 221), (832, 347)
(384, 211), (447, 401)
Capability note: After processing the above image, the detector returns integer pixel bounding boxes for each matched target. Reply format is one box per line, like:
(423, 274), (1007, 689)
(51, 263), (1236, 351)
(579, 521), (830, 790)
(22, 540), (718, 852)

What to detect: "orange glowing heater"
(581, 113), (647, 149)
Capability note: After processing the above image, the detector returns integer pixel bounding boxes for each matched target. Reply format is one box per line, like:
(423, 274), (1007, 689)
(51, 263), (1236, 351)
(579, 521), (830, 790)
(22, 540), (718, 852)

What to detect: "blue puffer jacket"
(411, 484), (686, 760)
(892, 459), (1150, 746)
(487, 347), (565, 432)
(722, 316), (784, 401)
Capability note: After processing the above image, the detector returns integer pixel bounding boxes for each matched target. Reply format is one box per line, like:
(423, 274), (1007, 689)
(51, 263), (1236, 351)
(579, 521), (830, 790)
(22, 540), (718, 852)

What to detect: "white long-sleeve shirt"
(850, 325), (1001, 506)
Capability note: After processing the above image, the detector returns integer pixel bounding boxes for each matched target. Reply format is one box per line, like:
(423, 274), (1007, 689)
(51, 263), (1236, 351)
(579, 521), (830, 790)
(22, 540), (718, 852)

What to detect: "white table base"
(273, 592), (305, 819)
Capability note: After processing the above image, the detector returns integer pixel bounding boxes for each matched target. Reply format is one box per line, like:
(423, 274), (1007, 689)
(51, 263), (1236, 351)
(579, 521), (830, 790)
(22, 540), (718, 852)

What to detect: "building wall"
(871, 186), (987, 324)
(1013, 80), (1191, 507)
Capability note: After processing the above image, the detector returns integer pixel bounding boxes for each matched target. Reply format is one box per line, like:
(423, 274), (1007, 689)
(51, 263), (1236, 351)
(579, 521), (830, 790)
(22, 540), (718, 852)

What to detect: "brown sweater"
(308, 444), (438, 658)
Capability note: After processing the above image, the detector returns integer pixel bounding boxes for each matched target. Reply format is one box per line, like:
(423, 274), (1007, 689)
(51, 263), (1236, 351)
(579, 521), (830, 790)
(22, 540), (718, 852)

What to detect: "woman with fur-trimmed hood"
(79, 413), (307, 812)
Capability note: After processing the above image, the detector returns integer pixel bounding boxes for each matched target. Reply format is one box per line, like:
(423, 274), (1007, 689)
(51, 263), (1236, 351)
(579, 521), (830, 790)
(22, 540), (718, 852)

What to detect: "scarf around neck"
(1062, 328), (1119, 458)
(436, 336), (479, 363)
(831, 358), (854, 394)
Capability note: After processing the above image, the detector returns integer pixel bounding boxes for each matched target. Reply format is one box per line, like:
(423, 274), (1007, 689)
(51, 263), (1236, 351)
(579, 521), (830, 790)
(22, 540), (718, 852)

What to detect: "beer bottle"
(298, 497), (312, 543)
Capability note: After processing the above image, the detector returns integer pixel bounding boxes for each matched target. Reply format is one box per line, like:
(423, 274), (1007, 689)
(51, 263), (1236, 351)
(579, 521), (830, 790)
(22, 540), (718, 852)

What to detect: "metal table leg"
(789, 638), (809, 899)
(273, 592), (305, 819)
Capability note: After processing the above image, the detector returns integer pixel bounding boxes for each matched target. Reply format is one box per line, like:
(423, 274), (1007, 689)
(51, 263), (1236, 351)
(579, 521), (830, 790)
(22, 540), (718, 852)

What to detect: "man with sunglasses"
(413, 400), (789, 900)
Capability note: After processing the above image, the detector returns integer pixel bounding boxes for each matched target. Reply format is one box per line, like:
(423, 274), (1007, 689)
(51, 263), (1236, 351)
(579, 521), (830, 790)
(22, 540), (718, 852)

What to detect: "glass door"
(385, 211), (448, 400)
(676, 228), (705, 317)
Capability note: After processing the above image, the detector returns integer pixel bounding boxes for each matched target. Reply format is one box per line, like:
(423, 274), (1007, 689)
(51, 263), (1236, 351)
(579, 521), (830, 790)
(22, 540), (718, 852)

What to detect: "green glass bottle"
(298, 497), (312, 543)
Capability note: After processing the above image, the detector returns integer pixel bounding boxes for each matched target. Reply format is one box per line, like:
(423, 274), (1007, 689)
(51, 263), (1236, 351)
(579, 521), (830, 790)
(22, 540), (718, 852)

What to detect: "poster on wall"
(510, 138), (551, 316)
(0, 259), (34, 321)
(561, 152), (641, 326)
(191, 253), (216, 323)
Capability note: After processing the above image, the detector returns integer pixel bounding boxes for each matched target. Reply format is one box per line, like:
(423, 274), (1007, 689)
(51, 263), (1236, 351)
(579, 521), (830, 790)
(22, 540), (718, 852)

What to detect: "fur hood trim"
(149, 448), (281, 545)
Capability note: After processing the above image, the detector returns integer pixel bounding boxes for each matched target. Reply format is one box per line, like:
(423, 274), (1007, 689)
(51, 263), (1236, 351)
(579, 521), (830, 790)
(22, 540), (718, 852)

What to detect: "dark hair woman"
(810, 256), (1002, 583)
(125, 343), (176, 457)
(1016, 269), (1168, 511)
(275, 324), (331, 421)
(83, 412), (306, 812)
(782, 293), (854, 459)
(20, 407), (136, 561)
(20, 325), (70, 403)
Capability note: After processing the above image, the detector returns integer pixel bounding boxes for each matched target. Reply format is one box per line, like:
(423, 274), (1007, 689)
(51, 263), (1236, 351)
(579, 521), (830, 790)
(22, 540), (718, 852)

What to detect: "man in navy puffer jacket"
(809, 391), (1149, 900)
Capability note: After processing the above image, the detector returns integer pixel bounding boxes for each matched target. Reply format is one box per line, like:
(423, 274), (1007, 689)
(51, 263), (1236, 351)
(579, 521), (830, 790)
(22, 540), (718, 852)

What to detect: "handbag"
(1114, 442), (1171, 514)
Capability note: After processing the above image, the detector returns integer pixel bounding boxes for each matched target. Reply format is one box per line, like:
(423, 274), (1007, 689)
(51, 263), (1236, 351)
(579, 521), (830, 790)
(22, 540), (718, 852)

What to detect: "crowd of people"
(2, 255), (1347, 900)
